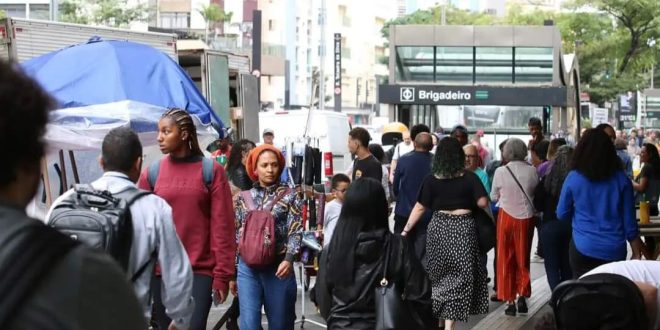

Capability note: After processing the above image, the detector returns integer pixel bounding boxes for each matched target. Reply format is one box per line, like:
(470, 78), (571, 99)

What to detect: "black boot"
(517, 297), (528, 314)
(504, 303), (516, 316)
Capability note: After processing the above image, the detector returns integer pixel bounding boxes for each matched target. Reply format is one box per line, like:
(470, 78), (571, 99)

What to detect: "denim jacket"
(234, 183), (304, 263)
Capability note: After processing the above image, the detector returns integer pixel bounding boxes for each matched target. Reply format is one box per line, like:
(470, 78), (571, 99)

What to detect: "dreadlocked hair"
(162, 108), (204, 157)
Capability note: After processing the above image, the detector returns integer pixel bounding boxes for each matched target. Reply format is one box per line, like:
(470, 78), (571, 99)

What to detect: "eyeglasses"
(466, 155), (479, 158)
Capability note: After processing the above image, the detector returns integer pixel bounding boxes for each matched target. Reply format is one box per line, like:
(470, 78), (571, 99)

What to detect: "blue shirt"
(393, 151), (432, 218)
(556, 170), (639, 261)
(474, 167), (491, 194)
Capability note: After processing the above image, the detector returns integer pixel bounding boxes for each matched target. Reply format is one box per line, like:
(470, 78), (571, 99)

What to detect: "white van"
(259, 109), (351, 175)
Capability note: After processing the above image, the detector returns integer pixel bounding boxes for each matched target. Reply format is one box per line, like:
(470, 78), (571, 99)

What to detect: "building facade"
(0, 0), (49, 20)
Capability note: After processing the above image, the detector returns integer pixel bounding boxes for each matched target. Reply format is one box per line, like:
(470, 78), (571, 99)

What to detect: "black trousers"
(569, 240), (610, 279)
(152, 274), (212, 330)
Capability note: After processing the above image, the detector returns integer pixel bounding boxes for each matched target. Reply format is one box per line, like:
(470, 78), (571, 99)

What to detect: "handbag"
(375, 237), (427, 330)
(474, 204), (496, 253)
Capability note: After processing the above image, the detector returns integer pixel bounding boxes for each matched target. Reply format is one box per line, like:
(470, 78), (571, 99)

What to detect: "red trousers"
(496, 209), (534, 302)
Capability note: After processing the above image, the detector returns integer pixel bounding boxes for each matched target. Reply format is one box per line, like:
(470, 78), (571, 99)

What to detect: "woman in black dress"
(403, 137), (489, 330)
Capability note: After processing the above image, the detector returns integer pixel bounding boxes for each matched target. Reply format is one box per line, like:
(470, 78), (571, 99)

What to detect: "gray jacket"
(47, 172), (195, 328)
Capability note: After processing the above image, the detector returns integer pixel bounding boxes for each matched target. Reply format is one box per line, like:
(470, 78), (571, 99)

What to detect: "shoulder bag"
(505, 165), (537, 214)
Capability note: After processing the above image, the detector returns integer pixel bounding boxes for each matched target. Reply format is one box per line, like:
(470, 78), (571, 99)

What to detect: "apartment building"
(0, 0), (49, 20)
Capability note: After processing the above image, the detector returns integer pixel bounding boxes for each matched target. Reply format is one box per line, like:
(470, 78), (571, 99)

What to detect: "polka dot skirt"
(426, 211), (489, 322)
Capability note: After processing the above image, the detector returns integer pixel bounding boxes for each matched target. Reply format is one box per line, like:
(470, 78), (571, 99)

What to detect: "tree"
(92, 0), (149, 27)
(59, 0), (148, 28)
(197, 4), (232, 44)
(59, 0), (89, 24)
(575, 0), (660, 75)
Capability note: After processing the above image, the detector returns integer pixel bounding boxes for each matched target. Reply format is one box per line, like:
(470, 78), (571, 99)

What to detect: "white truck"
(0, 18), (177, 62)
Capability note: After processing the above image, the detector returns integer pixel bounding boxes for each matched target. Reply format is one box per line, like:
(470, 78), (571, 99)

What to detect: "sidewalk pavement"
(206, 225), (550, 329)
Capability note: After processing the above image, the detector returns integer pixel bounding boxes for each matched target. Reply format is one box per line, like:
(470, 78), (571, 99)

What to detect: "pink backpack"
(239, 188), (291, 268)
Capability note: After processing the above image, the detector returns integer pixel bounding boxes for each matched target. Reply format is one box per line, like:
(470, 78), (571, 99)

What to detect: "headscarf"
(245, 144), (285, 182)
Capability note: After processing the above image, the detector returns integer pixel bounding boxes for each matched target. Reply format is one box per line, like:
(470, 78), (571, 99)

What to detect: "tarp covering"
(21, 38), (224, 130)
(44, 100), (218, 152)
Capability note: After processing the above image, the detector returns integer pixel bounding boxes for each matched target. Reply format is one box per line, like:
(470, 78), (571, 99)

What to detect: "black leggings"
(569, 240), (611, 279)
(152, 274), (212, 330)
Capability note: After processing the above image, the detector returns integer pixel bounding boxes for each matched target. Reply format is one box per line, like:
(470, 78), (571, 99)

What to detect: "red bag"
(239, 188), (290, 268)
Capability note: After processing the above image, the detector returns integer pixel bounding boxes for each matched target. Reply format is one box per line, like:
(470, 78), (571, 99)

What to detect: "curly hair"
(432, 137), (465, 178)
(368, 143), (386, 163)
(572, 129), (622, 181)
(0, 61), (54, 186)
(545, 146), (574, 197)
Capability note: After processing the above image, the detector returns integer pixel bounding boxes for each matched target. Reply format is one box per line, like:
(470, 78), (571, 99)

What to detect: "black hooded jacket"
(316, 229), (434, 329)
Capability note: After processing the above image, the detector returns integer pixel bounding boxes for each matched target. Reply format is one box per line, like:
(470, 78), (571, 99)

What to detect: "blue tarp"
(21, 38), (224, 131)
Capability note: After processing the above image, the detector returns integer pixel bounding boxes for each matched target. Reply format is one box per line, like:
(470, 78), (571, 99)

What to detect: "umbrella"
(382, 122), (408, 145)
(21, 37), (224, 131)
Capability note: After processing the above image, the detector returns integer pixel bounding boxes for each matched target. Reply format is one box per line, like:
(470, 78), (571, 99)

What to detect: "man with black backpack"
(0, 60), (146, 329)
(46, 127), (195, 330)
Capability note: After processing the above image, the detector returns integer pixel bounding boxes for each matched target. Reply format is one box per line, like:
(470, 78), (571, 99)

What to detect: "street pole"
(318, 0), (326, 111)
(50, 0), (58, 21)
(441, 1), (446, 25)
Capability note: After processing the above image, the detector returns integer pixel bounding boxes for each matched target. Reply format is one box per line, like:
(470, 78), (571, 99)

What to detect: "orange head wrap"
(245, 144), (286, 182)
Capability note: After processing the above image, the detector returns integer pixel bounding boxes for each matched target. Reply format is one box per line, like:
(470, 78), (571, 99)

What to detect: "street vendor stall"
(21, 38), (225, 218)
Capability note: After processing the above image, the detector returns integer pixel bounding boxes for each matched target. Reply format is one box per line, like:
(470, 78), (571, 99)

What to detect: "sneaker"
(517, 297), (528, 314)
(504, 303), (516, 316)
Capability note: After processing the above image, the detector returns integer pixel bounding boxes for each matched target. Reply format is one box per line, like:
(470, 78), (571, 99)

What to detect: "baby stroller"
(550, 273), (649, 330)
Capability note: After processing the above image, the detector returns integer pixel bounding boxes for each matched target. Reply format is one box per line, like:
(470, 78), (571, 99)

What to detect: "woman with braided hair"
(138, 108), (236, 330)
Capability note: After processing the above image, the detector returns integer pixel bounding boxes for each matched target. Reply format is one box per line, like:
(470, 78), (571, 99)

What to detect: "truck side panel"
(5, 18), (177, 62)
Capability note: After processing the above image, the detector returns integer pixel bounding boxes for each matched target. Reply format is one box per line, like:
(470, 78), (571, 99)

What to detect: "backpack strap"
(123, 189), (156, 282)
(131, 249), (157, 282)
(0, 222), (78, 329)
(147, 159), (161, 191)
(114, 187), (152, 273)
(263, 187), (292, 212)
(241, 191), (257, 211)
(202, 157), (214, 188)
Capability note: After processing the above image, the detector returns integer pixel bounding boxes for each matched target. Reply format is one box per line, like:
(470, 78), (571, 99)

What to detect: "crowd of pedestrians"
(2, 54), (660, 330)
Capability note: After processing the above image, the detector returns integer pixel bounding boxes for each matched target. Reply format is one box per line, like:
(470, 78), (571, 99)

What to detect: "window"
(28, 4), (49, 20)
(435, 47), (473, 84)
(514, 47), (553, 84)
(268, 19), (274, 31)
(160, 12), (190, 29)
(395, 46), (434, 82)
(475, 47), (513, 84)
(437, 105), (544, 132)
(0, 4), (26, 18)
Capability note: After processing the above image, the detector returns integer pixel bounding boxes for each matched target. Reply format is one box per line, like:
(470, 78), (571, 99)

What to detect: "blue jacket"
(556, 170), (639, 261)
(393, 151), (432, 219)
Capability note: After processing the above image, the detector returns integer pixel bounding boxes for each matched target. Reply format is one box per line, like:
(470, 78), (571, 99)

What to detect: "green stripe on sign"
(475, 91), (489, 100)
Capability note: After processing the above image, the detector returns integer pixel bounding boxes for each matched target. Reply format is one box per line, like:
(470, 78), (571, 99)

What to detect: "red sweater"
(138, 155), (236, 293)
